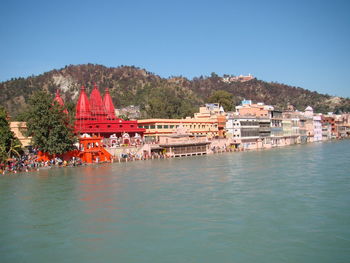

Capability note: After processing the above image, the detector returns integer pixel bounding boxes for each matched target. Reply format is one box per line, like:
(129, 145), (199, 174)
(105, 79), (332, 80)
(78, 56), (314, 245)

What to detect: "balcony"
(259, 127), (271, 132)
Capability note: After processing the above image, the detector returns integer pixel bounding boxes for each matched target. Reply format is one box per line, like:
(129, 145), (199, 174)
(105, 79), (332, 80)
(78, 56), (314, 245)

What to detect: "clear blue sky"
(1, 0), (350, 97)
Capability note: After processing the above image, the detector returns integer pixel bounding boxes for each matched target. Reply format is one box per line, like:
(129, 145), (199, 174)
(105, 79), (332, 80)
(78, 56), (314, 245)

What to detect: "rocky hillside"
(0, 64), (349, 118)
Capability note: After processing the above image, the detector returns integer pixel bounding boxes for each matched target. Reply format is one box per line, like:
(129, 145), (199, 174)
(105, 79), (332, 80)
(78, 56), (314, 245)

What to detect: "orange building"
(322, 115), (336, 137)
(77, 136), (112, 163)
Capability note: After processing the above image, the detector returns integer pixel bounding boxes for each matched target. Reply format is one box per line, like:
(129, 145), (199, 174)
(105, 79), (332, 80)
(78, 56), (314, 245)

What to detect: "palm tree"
(0, 144), (7, 164)
(7, 139), (21, 159)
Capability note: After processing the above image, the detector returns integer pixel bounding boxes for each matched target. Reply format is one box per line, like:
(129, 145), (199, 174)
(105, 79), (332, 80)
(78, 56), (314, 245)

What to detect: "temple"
(53, 90), (68, 114)
(74, 84), (145, 138)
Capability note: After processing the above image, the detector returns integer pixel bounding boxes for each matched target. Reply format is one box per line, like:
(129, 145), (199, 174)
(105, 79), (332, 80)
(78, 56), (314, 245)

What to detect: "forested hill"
(0, 64), (349, 119)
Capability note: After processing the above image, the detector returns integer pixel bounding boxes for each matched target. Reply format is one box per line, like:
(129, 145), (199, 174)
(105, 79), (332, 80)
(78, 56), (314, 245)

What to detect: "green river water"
(1, 140), (350, 262)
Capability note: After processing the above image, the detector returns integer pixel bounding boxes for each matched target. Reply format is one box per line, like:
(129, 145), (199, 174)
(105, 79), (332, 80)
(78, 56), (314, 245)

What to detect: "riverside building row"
(224, 101), (341, 150)
(9, 88), (350, 157)
(138, 99), (350, 151)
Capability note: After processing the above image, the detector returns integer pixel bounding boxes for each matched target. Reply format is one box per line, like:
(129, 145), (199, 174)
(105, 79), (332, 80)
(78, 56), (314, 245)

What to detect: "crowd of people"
(115, 150), (166, 162)
(0, 153), (83, 175)
(1, 144), (240, 175)
(211, 145), (240, 153)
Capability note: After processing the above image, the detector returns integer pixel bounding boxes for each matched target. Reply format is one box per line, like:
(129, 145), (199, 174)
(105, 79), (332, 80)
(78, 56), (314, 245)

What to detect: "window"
(164, 125), (169, 129)
(150, 125), (155, 129)
(107, 125), (111, 128)
(241, 128), (259, 137)
(157, 125), (162, 129)
(144, 125), (149, 129)
(170, 125), (174, 128)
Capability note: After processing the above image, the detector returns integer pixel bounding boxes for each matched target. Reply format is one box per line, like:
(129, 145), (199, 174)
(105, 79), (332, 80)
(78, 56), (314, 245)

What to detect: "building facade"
(271, 110), (283, 146)
(74, 85), (145, 139)
(138, 118), (219, 142)
(138, 104), (226, 141)
(226, 115), (260, 150)
(10, 122), (31, 147)
(313, 115), (323, 142)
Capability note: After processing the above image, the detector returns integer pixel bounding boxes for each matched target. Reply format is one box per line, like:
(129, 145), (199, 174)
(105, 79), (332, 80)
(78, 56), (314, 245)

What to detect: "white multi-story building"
(226, 115), (260, 150)
(313, 115), (323, 142)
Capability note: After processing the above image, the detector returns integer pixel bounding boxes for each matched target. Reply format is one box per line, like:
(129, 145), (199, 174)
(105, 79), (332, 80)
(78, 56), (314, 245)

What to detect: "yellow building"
(138, 104), (227, 141)
(10, 122), (31, 147)
(138, 118), (219, 141)
(194, 103), (224, 119)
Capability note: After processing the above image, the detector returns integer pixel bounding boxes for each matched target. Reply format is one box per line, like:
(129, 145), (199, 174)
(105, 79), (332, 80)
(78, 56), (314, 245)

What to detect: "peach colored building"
(334, 114), (350, 138)
(235, 100), (274, 118)
(158, 130), (210, 157)
(10, 122), (31, 147)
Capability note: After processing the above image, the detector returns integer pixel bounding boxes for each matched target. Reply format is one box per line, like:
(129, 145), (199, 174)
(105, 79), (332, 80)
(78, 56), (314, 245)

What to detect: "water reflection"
(78, 165), (123, 242)
(1, 141), (350, 263)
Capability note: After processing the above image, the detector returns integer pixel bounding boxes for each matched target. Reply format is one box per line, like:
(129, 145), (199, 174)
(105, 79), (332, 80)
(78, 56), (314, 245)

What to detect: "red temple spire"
(53, 90), (68, 114)
(74, 84), (145, 137)
(76, 86), (91, 119)
(103, 88), (115, 119)
(90, 84), (107, 118)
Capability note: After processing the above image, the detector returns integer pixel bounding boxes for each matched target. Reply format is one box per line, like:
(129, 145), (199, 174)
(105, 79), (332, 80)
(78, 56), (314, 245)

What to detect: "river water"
(1, 141), (350, 262)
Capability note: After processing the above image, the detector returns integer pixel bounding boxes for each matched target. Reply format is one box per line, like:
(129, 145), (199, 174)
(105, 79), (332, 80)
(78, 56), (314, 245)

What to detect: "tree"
(6, 139), (22, 159)
(210, 72), (219, 79)
(0, 106), (22, 163)
(144, 86), (197, 119)
(25, 91), (76, 155)
(118, 114), (130, 121)
(0, 144), (6, 164)
(207, 90), (237, 112)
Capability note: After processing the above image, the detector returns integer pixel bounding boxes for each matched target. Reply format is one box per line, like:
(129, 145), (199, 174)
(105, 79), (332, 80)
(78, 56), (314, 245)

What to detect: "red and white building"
(74, 85), (145, 139)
